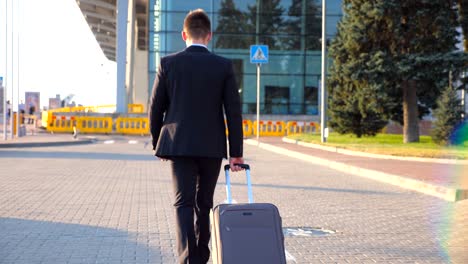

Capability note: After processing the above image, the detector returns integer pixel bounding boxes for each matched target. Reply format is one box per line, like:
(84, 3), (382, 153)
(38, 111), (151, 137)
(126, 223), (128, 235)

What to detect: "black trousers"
(170, 157), (222, 264)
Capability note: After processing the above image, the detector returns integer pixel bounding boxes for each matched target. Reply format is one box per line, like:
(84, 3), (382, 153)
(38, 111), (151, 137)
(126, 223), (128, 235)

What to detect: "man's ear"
(206, 32), (212, 43)
(181, 31), (188, 41)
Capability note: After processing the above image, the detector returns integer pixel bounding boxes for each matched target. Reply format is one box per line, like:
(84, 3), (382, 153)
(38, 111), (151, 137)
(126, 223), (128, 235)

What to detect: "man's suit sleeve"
(223, 61), (243, 158)
(149, 59), (168, 150)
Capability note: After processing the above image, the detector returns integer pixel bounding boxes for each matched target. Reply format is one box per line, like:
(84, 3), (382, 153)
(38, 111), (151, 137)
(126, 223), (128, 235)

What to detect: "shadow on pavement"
(0, 217), (164, 263)
(0, 150), (155, 161)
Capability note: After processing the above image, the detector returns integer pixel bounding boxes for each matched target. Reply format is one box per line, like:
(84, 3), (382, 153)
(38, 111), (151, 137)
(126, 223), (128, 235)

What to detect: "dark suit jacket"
(149, 45), (243, 159)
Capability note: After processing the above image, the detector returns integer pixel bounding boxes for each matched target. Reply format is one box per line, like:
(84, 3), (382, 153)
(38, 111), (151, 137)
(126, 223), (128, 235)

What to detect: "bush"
(431, 85), (464, 145)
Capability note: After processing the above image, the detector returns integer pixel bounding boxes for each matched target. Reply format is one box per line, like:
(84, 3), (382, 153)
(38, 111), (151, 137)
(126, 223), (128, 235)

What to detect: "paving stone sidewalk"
(1, 139), (467, 263)
(251, 137), (468, 201)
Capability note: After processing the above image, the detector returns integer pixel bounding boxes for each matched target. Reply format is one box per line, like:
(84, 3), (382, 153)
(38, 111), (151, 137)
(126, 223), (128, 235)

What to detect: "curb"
(0, 139), (96, 148)
(245, 139), (467, 202)
(282, 137), (468, 165)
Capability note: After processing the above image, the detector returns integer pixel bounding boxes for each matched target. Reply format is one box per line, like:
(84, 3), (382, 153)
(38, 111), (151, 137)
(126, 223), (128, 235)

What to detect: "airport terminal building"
(77, 0), (343, 117)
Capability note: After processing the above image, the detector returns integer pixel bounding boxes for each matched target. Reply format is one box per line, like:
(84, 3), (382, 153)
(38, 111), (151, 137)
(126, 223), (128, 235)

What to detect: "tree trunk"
(402, 80), (420, 143)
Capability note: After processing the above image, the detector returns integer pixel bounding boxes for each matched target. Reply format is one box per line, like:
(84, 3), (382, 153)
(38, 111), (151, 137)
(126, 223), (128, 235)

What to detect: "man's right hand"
(229, 157), (244, 172)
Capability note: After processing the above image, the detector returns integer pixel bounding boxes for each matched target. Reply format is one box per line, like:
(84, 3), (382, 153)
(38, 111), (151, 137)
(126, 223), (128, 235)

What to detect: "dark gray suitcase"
(211, 164), (286, 264)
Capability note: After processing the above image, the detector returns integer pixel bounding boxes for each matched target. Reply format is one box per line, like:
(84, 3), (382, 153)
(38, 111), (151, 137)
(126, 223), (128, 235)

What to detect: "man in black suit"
(149, 9), (244, 264)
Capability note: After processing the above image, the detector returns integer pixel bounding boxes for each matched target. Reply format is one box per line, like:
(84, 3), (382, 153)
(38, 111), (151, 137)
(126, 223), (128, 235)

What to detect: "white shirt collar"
(189, 43), (208, 49)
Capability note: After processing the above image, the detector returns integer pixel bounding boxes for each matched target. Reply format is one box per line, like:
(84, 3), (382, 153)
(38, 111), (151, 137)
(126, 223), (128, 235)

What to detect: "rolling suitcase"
(211, 164), (287, 264)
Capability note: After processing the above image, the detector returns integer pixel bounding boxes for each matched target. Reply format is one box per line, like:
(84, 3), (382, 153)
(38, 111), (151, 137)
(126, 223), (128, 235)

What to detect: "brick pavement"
(0, 133), (95, 148)
(0, 137), (467, 263)
(251, 137), (468, 202)
(258, 137), (468, 188)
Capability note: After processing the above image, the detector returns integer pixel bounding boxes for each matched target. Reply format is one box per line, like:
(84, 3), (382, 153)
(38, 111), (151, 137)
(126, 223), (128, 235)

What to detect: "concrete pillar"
(125, 0), (148, 112)
(125, 0), (136, 108)
(116, 0), (129, 113)
(133, 49), (149, 111)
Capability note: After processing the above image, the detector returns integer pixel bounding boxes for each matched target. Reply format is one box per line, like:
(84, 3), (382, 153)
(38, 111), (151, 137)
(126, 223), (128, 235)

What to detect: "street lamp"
(320, 0), (327, 143)
(3, 0), (8, 140)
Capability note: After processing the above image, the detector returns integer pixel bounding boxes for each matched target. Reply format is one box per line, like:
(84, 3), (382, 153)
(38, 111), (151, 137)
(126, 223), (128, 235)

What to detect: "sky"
(0, 0), (117, 110)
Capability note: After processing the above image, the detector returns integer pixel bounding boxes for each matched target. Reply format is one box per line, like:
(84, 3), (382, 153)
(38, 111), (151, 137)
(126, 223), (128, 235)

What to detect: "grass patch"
(286, 133), (468, 159)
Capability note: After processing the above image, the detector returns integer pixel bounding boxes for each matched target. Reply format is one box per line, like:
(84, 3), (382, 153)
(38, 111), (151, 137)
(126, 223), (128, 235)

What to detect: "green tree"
(329, 0), (465, 142)
(458, 0), (468, 51)
(328, 0), (393, 137)
(394, 1), (460, 143)
(215, 0), (249, 49)
(246, 0), (285, 49)
(431, 83), (464, 145)
(284, 0), (321, 50)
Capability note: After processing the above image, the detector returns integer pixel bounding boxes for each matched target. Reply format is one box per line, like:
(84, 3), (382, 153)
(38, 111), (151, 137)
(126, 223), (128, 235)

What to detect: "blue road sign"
(250, 45), (269, 64)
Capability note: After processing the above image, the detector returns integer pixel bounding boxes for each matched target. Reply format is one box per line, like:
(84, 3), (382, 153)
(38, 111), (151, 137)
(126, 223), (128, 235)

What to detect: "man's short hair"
(183, 9), (211, 39)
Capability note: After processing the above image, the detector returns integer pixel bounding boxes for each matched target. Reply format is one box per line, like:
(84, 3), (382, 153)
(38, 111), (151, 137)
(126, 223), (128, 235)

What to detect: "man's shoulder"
(162, 51), (184, 61)
(162, 49), (232, 67)
(210, 53), (232, 64)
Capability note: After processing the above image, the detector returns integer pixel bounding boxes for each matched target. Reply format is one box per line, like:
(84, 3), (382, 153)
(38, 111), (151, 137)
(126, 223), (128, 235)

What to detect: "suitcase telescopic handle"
(224, 163), (254, 204)
(224, 164), (250, 170)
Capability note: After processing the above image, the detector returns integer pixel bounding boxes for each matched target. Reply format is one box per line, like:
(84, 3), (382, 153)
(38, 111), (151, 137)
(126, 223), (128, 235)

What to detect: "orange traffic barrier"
(302, 122), (320, 134)
(253, 120), (286, 136)
(243, 120), (253, 137)
(286, 121), (302, 135)
(47, 114), (77, 133)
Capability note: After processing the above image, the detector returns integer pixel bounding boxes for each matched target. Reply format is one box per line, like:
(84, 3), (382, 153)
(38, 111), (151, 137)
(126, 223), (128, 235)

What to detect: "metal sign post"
(16, 0), (20, 137)
(320, 0), (327, 143)
(1, 77), (5, 140)
(3, 0), (7, 140)
(10, 0), (14, 139)
(256, 63), (260, 142)
(250, 45), (269, 143)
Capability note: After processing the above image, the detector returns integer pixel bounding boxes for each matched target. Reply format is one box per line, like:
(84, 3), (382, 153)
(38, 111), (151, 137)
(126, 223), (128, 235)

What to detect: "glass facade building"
(148, 0), (343, 116)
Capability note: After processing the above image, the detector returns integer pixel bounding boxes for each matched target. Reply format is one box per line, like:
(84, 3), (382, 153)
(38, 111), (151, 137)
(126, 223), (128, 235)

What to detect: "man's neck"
(185, 39), (208, 47)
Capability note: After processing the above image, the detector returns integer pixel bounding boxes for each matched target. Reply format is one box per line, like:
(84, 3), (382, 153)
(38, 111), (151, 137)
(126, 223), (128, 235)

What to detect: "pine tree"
(458, 0), (468, 51)
(395, 1), (461, 143)
(431, 84), (464, 145)
(329, 0), (466, 142)
(328, 0), (391, 137)
(246, 0), (285, 49)
(215, 0), (249, 49)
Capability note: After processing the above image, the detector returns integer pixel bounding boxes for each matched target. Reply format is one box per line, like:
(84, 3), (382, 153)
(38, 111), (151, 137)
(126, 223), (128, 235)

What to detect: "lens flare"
(449, 121), (468, 146)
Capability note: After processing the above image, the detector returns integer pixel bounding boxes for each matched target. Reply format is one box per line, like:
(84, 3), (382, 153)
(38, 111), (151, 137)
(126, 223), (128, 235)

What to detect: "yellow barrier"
(243, 120), (253, 137)
(43, 115), (320, 137)
(12, 113), (26, 136)
(270, 121), (287, 136)
(302, 122), (320, 134)
(252, 120), (287, 136)
(128, 104), (145, 114)
(115, 117), (150, 135)
(47, 115), (77, 133)
(47, 115), (113, 134)
(47, 103), (144, 114)
(77, 117), (113, 134)
(286, 121), (320, 135)
(41, 111), (50, 128)
(225, 119), (253, 137)
(286, 121), (302, 135)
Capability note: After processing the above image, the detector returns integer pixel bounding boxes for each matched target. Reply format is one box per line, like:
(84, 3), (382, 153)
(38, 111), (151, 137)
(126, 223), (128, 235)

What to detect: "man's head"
(182, 9), (211, 45)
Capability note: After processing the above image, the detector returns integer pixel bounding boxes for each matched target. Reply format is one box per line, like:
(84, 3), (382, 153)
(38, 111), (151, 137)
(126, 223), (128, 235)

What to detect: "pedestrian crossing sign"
(250, 45), (269, 64)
